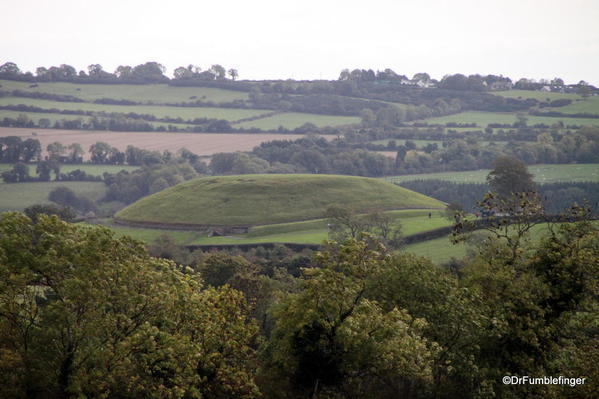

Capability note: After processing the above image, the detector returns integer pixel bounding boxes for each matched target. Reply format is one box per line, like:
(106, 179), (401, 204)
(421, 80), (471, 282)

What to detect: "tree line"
(0, 61), (239, 84)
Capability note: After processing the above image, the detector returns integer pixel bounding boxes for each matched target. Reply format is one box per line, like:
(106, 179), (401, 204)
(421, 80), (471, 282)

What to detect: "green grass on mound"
(116, 174), (444, 227)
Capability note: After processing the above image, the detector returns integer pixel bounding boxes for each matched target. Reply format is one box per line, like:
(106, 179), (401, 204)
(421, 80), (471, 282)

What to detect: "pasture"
(421, 111), (599, 127)
(233, 112), (361, 129)
(403, 235), (467, 263)
(546, 96), (599, 116)
(403, 221), (599, 264)
(0, 97), (270, 122)
(0, 181), (107, 212)
(385, 163), (599, 184)
(0, 109), (196, 130)
(0, 163), (138, 182)
(0, 79), (249, 104)
(493, 90), (582, 101)
(0, 127), (312, 158)
(103, 209), (453, 246)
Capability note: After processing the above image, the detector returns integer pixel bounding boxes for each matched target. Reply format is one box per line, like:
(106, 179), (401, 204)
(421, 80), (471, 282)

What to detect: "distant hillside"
(115, 174), (444, 227)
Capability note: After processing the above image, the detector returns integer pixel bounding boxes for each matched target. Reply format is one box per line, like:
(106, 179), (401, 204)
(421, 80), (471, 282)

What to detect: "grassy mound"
(115, 174), (444, 227)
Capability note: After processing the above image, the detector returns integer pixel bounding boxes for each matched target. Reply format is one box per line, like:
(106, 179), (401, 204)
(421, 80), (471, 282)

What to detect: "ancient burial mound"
(115, 174), (445, 228)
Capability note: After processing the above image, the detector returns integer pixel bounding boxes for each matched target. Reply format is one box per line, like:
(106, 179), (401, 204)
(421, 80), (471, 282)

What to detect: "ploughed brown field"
(0, 127), (324, 159)
(376, 151), (398, 159)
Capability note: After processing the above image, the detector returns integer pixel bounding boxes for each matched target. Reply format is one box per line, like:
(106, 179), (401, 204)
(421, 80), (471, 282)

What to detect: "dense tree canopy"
(0, 213), (259, 398)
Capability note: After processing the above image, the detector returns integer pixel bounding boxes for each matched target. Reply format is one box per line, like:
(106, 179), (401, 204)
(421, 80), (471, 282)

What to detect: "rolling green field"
(0, 181), (107, 211)
(421, 111), (599, 127)
(0, 110), (196, 129)
(493, 90), (582, 101)
(103, 209), (452, 246)
(385, 163), (599, 184)
(403, 221), (599, 264)
(545, 96), (599, 115)
(0, 109), (94, 124)
(0, 79), (248, 104)
(0, 163), (139, 182)
(403, 235), (467, 263)
(233, 112), (361, 129)
(116, 174), (444, 227)
(0, 97), (270, 122)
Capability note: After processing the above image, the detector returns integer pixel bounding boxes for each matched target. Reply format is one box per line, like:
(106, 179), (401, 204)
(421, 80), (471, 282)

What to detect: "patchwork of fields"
(0, 79), (249, 104)
(493, 90), (582, 101)
(421, 111), (599, 127)
(234, 112), (361, 129)
(385, 163), (599, 184)
(0, 127), (315, 158)
(1, 81), (597, 266)
(0, 97), (271, 122)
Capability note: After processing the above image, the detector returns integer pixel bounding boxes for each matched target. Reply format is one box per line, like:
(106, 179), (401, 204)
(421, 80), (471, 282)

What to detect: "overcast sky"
(2, 0), (598, 85)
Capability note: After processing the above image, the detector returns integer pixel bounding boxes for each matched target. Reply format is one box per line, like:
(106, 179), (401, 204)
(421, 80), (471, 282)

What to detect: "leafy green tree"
(228, 68), (239, 80)
(0, 61), (21, 75)
(369, 252), (488, 398)
(67, 143), (84, 163)
(209, 64), (226, 80)
(114, 65), (133, 79)
(13, 162), (30, 182)
(486, 155), (535, 199)
(23, 204), (76, 223)
(47, 141), (66, 160)
(453, 202), (599, 397)
(21, 138), (41, 162)
(0, 213), (260, 398)
(89, 141), (114, 164)
(261, 236), (437, 398)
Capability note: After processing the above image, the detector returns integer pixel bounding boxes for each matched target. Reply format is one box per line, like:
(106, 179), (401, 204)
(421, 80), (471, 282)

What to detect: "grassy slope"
(421, 111), (599, 127)
(404, 221), (599, 264)
(0, 164), (139, 183)
(403, 236), (467, 263)
(0, 97), (270, 122)
(385, 163), (599, 184)
(0, 110), (195, 129)
(104, 209), (452, 245)
(545, 96), (599, 115)
(0, 79), (248, 103)
(493, 90), (582, 101)
(0, 181), (106, 211)
(234, 112), (361, 129)
(116, 174), (444, 226)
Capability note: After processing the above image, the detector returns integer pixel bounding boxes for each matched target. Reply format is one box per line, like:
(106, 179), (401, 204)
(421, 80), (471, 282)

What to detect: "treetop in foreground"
(0, 212), (259, 399)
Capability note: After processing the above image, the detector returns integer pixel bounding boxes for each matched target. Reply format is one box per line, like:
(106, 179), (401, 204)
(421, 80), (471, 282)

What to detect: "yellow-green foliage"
(116, 174), (444, 226)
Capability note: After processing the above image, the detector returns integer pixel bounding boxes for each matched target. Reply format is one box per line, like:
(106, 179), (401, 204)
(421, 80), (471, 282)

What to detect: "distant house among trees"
(489, 81), (513, 91)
